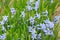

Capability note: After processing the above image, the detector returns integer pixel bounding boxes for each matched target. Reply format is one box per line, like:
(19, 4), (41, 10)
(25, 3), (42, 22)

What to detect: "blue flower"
(30, 17), (34, 24)
(26, 5), (33, 11)
(2, 16), (8, 22)
(28, 26), (32, 32)
(2, 26), (6, 31)
(32, 33), (37, 40)
(34, 12), (40, 19)
(37, 33), (41, 39)
(53, 16), (60, 24)
(21, 11), (25, 18)
(1, 33), (6, 40)
(0, 21), (5, 25)
(44, 19), (50, 24)
(43, 28), (54, 36)
(44, 19), (54, 28)
(40, 23), (46, 30)
(31, 28), (36, 34)
(34, 1), (40, 11)
(10, 8), (16, 15)
(49, 22), (54, 28)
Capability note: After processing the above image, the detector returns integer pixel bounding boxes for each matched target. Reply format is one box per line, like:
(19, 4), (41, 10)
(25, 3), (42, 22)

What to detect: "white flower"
(2, 16), (8, 22)
(21, 11), (25, 18)
(10, 8), (16, 15)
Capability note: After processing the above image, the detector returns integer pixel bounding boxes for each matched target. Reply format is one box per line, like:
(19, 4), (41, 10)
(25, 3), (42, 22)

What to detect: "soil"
(55, 7), (60, 40)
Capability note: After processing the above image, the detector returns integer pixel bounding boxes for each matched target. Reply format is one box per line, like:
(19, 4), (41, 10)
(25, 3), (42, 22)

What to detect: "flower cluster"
(0, 0), (58, 40)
